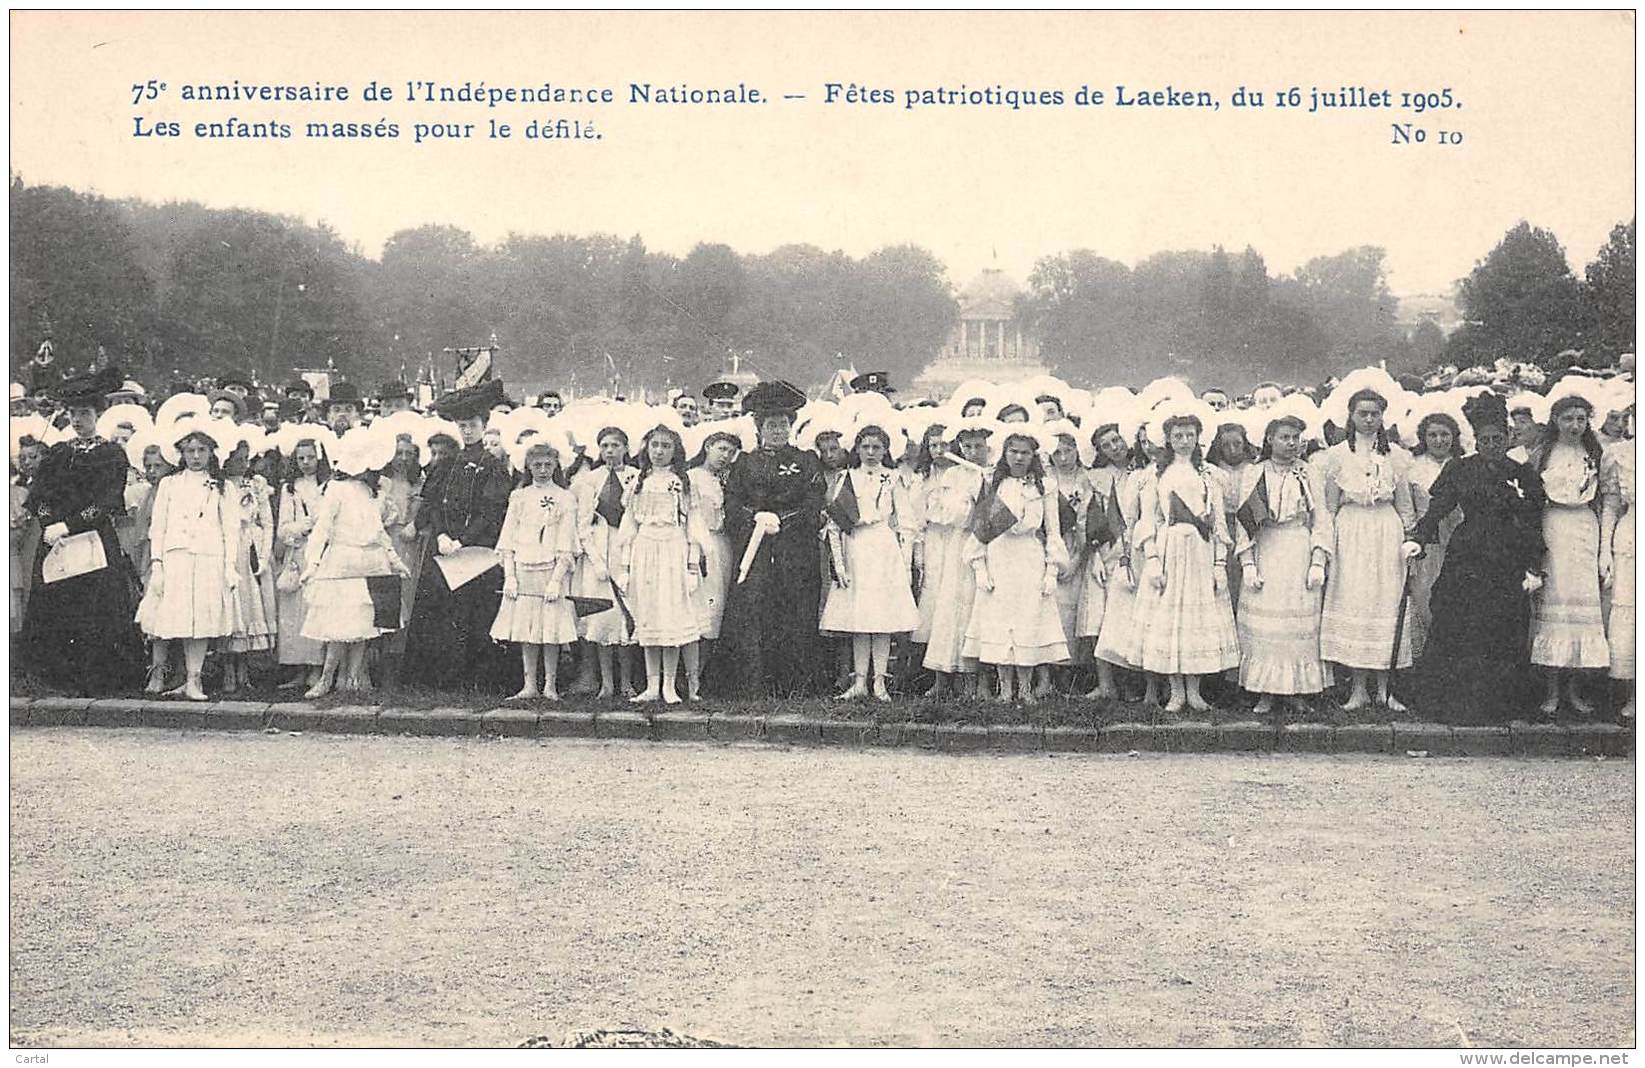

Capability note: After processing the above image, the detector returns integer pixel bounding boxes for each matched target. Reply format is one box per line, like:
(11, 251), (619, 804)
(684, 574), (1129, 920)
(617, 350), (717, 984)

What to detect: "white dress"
(1046, 464), (1093, 663)
(1132, 461), (1241, 676)
(962, 475), (1071, 667)
(1234, 460), (1334, 694)
(301, 478), (402, 643)
(136, 469), (240, 640)
(1319, 440), (1417, 671)
(911, 464), (949, 644)
(922, 462), (986, 673)
(1093, 467), (1149, 668)
(818, 466), (921, 634)
(222, 474), (275, 653)
(1602, 442), (1635, 680)
(275, 476), (326, 665)
(614, 470), (704, 647)
(491, 482), (581, 645)
(571, 464), (640, 646)
(1530, 444), (1610, 669)
(686, 466), (733, 640)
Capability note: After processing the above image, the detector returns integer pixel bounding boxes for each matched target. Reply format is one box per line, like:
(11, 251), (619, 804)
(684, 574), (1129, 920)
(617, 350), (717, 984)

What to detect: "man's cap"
(703, 381), (741, 402)
(849, 371), (895, 394)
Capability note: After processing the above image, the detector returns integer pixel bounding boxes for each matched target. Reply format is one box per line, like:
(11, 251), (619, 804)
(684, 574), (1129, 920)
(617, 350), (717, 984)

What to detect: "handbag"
(40, 530), (108, 584)
(276, 555), (303, 593)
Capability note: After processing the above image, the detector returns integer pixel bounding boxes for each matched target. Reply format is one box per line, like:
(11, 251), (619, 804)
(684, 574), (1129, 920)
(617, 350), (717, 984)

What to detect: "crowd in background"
(9, 353), (1636, 724)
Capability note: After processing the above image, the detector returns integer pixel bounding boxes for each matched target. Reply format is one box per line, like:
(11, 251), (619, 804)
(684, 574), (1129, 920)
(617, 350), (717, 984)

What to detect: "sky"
(9, 10), (1636, 298)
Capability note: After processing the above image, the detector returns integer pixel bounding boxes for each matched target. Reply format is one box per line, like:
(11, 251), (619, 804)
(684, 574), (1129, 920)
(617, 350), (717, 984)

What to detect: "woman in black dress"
(19, 367), (146, 694)
(1404, 392), (1547, 723)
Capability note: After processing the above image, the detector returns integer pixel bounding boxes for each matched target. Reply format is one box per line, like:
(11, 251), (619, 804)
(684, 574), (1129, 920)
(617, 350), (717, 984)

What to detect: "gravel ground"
(9, 729), (1636, 1048)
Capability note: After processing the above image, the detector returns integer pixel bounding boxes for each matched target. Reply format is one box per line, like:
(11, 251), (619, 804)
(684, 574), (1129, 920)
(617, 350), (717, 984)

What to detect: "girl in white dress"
(1078, 421), (1134, 700)
(274, 435), (329, 689)
(962, 429), (1071, 703)
(910, 421), (954, 650)
(1094, 426), (1163, 705)
(614, 424), (705, 705)
(921, 423), (993, 697)
(1529, 396), (1610, 713)
(1133, 414), (1241, 713)
(493, 437), (581, 701)
(1319, 388), (1419, 712)
(1406, 412), (1464, 660)
(219, 437), (275, 693)
(570, 426), (640, 698)
(1600, 435), (1635, 718)
(819, 425), (922, 701)
(136, 422), (241, 701)
(298, 429), (408, 698)
(684, 428), (741, 699)
(1233, 414), (1335, 716)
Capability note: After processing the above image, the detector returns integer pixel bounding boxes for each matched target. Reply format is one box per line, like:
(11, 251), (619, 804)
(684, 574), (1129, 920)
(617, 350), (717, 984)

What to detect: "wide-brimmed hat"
(741, 381), (807, 416)
(434, 378), (507, 422)
(50, 365), (123, 411)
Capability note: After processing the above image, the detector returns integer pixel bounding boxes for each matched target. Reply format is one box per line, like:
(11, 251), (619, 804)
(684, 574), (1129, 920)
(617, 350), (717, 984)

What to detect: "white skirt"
(1531, 504), (1610, 669)
(962, 531), (1069, 667)
(301, 576), (388, 643)
(138, 549), (238, 641)
(573, 524), (632, 646)
(276, 541), (324, 665)
(913, 522), (956, 643)
(1135, 524), (1240, 676)
(491, 562), (580, 645)
(1093, 546), (1144, 669)
(689, 531), (732, 640)
(1236, 521), (1331, 694)
(818, 521), (919, 634)
(1320, 502), (1413, 671)
(921, 524), (980, 674)
(1607, 514), (1634, 679)
(627, 530), (701, 647)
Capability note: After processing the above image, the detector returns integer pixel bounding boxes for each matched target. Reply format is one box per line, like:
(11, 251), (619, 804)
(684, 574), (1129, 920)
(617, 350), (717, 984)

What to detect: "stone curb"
(7, 696), (1632, 758)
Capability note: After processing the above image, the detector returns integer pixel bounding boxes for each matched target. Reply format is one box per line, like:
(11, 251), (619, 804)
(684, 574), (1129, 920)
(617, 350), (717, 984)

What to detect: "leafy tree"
(1583, 218), (1635, 361)
(10, 180), (157, 376)
(1447, 221), (1584, 368)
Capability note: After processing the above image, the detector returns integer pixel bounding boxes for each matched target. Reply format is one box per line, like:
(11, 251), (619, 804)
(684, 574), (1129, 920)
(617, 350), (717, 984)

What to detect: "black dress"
(716, 444), (825, 697)
(402, 443), (514, 691)
(1409, 453), (1547, 723)
(19, 436), (145, 694)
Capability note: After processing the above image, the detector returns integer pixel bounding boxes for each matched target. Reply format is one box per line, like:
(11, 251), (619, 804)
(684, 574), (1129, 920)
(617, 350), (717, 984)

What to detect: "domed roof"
(958, 269), (1023, 317)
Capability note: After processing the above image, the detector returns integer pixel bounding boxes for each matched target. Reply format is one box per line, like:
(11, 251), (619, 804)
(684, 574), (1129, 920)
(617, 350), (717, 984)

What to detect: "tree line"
(8, 175), (1633, 398)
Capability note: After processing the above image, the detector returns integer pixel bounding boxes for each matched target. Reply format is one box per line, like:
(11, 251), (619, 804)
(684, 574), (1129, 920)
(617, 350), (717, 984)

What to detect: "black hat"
(376, 380), (413, 401)
(50, 365), (123, 411)
(1463, 391), (1510, 433)
(742, 380), (807, 416)
(219, 369), (255, 392)
(284, 378), (314, 399)
(326, 381), (362, 408)
(703, 381), (740, 402)
(850, 371), (895, 394)
(434, 378), (507, 422)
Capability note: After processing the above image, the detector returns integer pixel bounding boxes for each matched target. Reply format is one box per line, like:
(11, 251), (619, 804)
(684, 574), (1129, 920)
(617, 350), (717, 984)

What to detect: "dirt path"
(9, 729), (1635, 1048)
